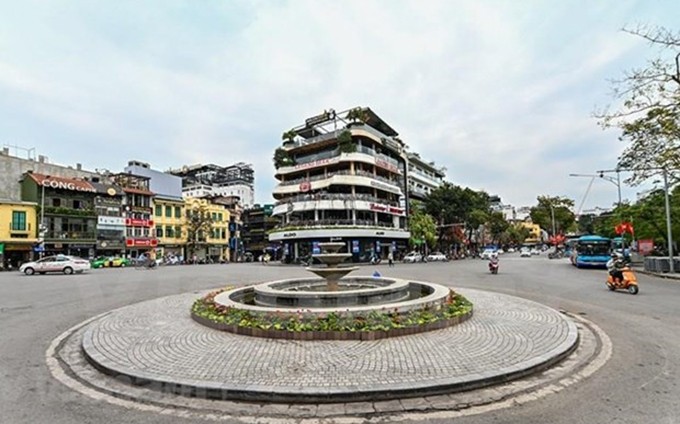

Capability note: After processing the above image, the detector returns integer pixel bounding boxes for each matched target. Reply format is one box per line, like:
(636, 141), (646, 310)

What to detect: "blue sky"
(1, 0), (678, 210)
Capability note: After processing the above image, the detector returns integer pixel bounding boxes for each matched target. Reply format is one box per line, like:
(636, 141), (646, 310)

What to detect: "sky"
(1, 0), (678, 211)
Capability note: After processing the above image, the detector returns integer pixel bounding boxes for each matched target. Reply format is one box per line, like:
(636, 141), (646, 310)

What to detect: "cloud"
(0, 0), (675, 208)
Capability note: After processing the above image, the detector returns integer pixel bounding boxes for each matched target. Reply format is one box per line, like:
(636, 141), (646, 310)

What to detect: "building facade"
(184, 197), (230, 262)
(0, 199), (39, 268)
(269, 107), (410, 263)
(406, 152), (446, 202)
(242, 204), (278, 259)
(91, 182), (126, 257)
(110, 173), (157, 258)
(125, 161), (186, 259)
(169, 162), (255, 208)
(21, 173), (99, 258)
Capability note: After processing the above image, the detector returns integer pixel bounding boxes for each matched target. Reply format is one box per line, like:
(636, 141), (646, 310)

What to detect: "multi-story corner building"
(91, 182), (126, 257)
(406, 152), (446, 202)
(124, 161), (186, 259)
(184, 198), (230, 263)
(109, 173), (157, 258)
(0, 199), (39, 268)
(20, 173), (99, 258)
(269, 107), (410, 262)
(205, 195), (243, 262)
(242, 204), (278, 259)
(169, 162), (255, 208)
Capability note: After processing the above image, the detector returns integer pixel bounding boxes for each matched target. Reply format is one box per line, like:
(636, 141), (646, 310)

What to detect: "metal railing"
(272, 219), (405, 231)
(275, 193), (400, 207)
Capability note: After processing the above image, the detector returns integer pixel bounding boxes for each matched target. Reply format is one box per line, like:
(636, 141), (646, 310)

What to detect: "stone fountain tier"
(305, 265), (360, 282)
(311, 253), (353, 267)
(253, 277), (411, 308)
(315, 242), (346, 254)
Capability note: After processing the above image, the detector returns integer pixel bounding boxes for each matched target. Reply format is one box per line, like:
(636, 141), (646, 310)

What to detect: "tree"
(505, 225), (532, 245)
(529, 196), (576, 235)
(336, 130), (356, 153)
(185, 202), (214, 257)
(273, 147), (295, 169)
(596, 25), (680, 185)
(408, 207), (437, 250)
(345, 107), (369, 124)
(486, 212), (509, 244)
(281, 129), (297, 144)
(423, 182), (491, 248)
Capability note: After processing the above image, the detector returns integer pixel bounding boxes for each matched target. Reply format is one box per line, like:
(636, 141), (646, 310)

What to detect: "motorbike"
(606, 265), (639, 295)
(488, 259), (499, 274)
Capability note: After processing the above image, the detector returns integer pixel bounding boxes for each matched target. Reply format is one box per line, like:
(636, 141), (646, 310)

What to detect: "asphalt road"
(1, 256), (679, 424)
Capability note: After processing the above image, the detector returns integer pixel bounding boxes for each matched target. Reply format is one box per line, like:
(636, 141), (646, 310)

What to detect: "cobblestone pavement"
(80, 288), (578, 402)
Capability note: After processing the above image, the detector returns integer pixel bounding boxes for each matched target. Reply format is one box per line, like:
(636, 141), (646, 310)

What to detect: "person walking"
(388, 251), (394, 267)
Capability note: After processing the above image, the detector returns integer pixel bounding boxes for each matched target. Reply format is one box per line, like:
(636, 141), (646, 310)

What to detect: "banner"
(352, 240), (359, 253)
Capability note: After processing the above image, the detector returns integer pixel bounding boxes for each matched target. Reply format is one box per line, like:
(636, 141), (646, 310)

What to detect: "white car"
(520, 248), (532, 257)
(403, 252), (423, 263)
(426, 252), (448, 262)
(531, 248), (541, 255)
(20, 255), (91, 275)
(480, 249), (496, 260)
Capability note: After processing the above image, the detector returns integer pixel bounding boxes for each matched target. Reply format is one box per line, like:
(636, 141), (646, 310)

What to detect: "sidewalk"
(632, 264), (680, 281)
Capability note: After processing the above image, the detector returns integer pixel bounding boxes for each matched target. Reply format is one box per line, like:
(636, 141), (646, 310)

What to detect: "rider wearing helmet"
(607, 252), (625, 283)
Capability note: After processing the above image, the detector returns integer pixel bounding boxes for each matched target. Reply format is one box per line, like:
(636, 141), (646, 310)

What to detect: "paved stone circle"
(81, 288), (578, 402)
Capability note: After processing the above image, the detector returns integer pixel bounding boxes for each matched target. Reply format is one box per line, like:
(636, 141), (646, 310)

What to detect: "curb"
(635, 268), (680, 281)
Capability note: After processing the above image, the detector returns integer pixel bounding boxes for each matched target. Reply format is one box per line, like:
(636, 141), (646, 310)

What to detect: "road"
(1, 256), (678, 423)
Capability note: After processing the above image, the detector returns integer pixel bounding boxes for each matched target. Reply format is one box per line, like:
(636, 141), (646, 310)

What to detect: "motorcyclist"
(607, 252), (625, 283)
(488, 252), (499, 269)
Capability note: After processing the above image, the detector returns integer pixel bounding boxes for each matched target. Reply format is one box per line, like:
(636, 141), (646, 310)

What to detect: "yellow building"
(519, 222), (543, 244)
(0, 200), (39, 268)
(153, 196), (187, 259)
(184, 198), (230, 263)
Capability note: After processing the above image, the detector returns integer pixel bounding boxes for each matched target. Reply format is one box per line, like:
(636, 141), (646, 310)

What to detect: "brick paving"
(81, 288), (578, 402)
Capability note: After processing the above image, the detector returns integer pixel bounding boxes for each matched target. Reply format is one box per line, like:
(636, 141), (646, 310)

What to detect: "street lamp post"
(662, 169), (675, 273)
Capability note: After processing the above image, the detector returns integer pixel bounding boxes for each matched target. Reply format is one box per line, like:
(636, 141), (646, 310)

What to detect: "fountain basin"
(214, 277), (451, 317)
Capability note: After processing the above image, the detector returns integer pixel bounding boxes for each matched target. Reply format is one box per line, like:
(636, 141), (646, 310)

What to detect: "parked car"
(507, 247), (516, 253)
(480, 249), (496, 260)
(403, 252), (423, 263)
(531, 247), (541, 255)
(520, 247), (532, 257)
(20, 255), (91, 275)
(426, 252), (448, 262)
(91, 256), (131, 269)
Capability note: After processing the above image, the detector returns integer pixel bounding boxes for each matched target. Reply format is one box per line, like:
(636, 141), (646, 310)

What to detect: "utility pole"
(663, 169), (675, 273)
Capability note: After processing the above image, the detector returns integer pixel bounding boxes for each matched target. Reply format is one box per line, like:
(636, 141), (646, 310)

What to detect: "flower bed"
(191, 287), (473, 340)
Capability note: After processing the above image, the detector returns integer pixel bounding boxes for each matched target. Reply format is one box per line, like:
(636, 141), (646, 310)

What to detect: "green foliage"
(409, 207), (437, 249)
(423, 182), (491, 246)
(596, 25), (680, 185)
(486, 211), (510, 243)
(505, 224), (532, 245)
(192, 289), (473, 333)
(345, 107), (369, 124)
(529, 196), (576, 235)
(185, 203), (215, 255)
(281, 129), (297, 143)
(44, 206), (95, 217)
(273, 147), (295, 168)
(336, 130), (356, 153)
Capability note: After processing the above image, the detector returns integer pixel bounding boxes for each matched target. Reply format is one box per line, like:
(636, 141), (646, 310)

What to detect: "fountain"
(305, 242), (359, 291)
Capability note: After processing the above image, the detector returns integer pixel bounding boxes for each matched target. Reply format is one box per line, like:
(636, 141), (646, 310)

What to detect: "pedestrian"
(388, 251), (394, 267)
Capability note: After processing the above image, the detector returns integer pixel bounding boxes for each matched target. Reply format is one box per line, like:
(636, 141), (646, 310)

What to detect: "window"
(175, 206), (181, 218)
(165, 206), (172, 217)
(218, 213), (223, 222)
(165, 227), (174, 238)
(175, 225), (182, 238)
(52, 198), (61, 207)
(11, 211), (27, 231)
(156, 226), (163, 238)
(155, 205), (162, 216)
(73, 200), (82, 209)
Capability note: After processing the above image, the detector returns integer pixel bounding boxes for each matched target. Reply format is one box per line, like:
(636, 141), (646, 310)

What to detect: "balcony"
(44, 231), (96, 241)
(279, 170), (400, 187)
(44, 206), (96, 217)
(273, 219), (402, 231)
(275, 193), (400, 207)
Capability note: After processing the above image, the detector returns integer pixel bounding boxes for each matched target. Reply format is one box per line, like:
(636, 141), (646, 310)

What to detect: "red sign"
(615, 222), (634, 235)
(294, 158), (338, 171)
(299, 181), (311, 192)
(125, 218), (154, 227)
(375, 159), (399, 173)
(370, 203), (405, 216)
(125, 238), (158, 247)
(638, 239), (654, 255)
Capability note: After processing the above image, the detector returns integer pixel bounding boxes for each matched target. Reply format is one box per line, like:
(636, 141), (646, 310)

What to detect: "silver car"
(20, 255), (91, 275)
(403, 252), (423, 263)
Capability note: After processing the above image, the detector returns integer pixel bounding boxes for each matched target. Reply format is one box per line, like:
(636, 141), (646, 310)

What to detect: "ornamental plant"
(192, 287), (472, 333)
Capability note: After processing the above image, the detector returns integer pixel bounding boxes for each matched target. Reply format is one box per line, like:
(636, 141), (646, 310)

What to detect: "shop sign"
(312, 241), (320, 254)
(294, 157), (339, 171)
(125, 218), (154, 227)
(305, 109), (336, 127)
(283, 232), (297, 238)
(374, 158), (399, 173)
(369, 203), (405, 216)
(40, 178), (96, 193)
(125, 238), (158, 247)
(299, 181), (312, 192)
(352, 240), (360, 253)
(98, 216), (126, 227)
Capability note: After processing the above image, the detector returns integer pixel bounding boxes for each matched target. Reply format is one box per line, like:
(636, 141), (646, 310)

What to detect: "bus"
(571, 235), (611, 268)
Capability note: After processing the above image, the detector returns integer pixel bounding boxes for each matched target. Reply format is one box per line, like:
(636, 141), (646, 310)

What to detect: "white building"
(269, 107), (410, 262)
(406, 153), (446, 201)
(168, 162), (255, 208)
